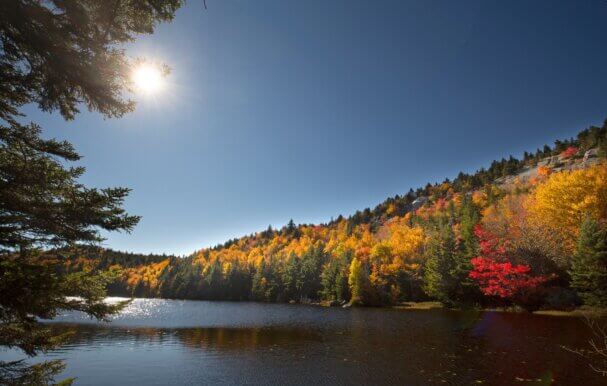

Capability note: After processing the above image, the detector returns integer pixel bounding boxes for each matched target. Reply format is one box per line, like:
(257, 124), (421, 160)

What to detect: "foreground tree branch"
(0, 1), (185, 384)
(563, 317), (607, 377)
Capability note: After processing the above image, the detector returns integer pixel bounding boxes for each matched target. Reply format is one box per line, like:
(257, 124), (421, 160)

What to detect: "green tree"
(252, 259), (268, 301)
(0, 0), (182, 123)
(570, 216), (607, 307)
(320, 251), (350, 302)
(0, 1), (183, 383)
(451, 197), (482, 305)
(0, 122), (139, 385)
(298, 243), (326, 300)
(252, 257), (282, 302)
(282, 252), (300, 301)
(423, 220), (458, 306)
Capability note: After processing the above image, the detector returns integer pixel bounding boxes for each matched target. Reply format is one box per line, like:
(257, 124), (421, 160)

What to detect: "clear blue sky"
(25, 0), (607, 255)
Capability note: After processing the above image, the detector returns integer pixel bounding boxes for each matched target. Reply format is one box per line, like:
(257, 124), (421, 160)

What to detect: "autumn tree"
(528, 165), (607, 253)
(469, 226), (550, 309)
(348, 257), (371, 305)
(570, 216), (607, 307)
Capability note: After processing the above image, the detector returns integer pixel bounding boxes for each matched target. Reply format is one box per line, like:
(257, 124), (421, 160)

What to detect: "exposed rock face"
(411, 196), (428, 210)
(583, 148), (599, 162)
(494, 148), (601, 189)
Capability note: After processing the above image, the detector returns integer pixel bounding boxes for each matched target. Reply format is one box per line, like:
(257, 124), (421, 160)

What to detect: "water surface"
(0, 299), (601, 385)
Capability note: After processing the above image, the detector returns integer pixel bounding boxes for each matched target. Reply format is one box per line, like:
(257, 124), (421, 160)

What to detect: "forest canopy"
(63, 120), (607, 311)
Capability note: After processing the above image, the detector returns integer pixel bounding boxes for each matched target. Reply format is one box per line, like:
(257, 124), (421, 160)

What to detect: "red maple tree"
(469, 225), (548, 300)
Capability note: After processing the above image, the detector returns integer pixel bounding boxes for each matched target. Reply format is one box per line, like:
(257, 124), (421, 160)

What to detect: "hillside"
(60, 119), (607, 310)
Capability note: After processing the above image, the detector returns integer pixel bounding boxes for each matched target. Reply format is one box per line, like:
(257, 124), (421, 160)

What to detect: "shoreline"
(326, 300), (607, 317)
(105, 296), (607, 317)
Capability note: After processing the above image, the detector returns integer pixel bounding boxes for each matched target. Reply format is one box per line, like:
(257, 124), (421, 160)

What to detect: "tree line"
(62, 122), (607, 311)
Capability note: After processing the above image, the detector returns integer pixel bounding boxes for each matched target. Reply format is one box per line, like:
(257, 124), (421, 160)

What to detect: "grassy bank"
(392, 301), (444, 310)
(392, 302), (607, 317)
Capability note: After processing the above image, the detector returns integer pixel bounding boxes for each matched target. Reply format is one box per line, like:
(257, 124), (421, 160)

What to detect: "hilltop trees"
(46, 122), (607, 315)
(62, 159), (607, 314)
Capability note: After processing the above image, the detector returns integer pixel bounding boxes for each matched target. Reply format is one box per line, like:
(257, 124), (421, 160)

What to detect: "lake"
(0, 298), (602, 385)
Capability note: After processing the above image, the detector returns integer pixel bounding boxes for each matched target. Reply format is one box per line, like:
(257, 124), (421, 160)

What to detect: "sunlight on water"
(115, 298), (164, 319)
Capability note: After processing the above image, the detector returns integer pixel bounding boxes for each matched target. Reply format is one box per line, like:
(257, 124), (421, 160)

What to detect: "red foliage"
(469, 257), (548, 298)
(469, 225), (549, 299)
(560, 146), (578, 159)
(474, 225), (508, 260)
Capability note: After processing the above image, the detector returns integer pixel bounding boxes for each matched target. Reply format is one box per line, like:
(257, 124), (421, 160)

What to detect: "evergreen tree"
(282, 252), (300, 301)
(0, 1), (183, 383)
(320, 251), (350, 302)
(298, 243), (326, 300)
(252, 257), (283, 302)
(0, 122), (140, 385)
(320, 261), (340, 301)
(570, 216), (607, 307)
(450, 197), (483, 305)
(204, 259), (223, 299)
(252, 260), (268, 301)
(423, 220), (458, 306)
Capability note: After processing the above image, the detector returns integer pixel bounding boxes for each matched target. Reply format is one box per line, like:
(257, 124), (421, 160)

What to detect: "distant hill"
(61, 119), (607, 310)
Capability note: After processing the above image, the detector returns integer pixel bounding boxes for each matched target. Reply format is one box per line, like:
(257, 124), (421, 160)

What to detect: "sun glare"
(132, 64), (164, 94)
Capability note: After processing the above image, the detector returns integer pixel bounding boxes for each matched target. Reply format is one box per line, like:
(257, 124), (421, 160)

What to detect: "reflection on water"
(0, 299), (603, 385)
(51, 324), (322, 351)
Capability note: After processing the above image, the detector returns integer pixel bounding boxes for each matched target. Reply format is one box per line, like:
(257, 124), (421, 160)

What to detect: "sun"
(132, 64), (164, 94)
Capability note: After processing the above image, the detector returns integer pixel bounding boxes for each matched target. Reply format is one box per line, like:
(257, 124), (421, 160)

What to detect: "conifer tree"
(320, 251), (350, 302)
(282, 252), (300, 301)
(423, 220), (457, 306)
(570, 216), (607, 307)
(0, 1), (183, 383)
(450, 196), (483, 305)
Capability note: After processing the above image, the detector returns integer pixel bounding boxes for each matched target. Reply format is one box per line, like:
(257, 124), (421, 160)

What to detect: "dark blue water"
(0, 298), (602, 385)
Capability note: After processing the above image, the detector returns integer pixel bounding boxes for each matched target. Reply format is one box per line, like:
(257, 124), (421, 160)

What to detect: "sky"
(25, 0), (607, 256)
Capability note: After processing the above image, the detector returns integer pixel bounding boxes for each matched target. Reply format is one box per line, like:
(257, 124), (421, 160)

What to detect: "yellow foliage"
(388, 222), (425, 261)
(283, 235), (314, 257)
(527, 164), (607, 252)
(471, 190), (486, 207)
